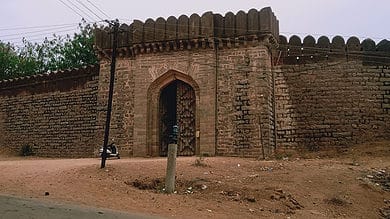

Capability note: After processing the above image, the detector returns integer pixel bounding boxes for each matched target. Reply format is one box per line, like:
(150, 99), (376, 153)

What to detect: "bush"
(21, 144), (34, 156)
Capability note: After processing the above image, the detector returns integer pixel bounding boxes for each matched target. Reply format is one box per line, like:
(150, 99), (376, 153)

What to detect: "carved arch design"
(146, 70), (200, 156)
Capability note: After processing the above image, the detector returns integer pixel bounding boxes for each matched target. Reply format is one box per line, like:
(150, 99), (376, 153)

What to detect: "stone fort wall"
(0, 66), (99, 157)
(94, 7), (279, 158)
(96, 41), (276, 158)
(0, 8), (389, 158)
(275, 35), (390, 151)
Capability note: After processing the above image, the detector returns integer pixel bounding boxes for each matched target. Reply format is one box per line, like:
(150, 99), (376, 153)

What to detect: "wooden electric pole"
(101, 19), (119, 169)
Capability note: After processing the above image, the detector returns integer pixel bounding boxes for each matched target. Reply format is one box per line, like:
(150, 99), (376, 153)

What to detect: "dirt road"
(0, 194), (159, 219)
(0, 141), (389, 218)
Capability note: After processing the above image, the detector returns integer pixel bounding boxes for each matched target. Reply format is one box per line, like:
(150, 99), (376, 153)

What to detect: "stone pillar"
(165, 144), (177, 193)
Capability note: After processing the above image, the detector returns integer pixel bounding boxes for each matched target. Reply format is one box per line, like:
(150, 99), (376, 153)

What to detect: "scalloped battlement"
(94, 7), (279, 50)
(279, 35), (390, 65)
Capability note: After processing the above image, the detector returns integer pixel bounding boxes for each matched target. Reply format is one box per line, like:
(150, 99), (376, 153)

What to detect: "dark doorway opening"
(159, 81), (177, 156)
(159, 80), (196, 156)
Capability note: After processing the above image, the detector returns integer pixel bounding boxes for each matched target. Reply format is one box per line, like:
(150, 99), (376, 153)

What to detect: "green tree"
(59, 22), (98, 70)
(0, 42), (19, 79)
(0, 20), (98, 80)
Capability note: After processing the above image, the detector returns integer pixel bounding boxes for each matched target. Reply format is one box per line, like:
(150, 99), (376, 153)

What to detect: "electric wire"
(57, 0), (89, 22)
(1, 25), (83, 42)
(0, 25), (80, 38)
(3, 27), (79, 42)
(0, 23), (79, 31)
(1, 18), (387, 47)
(74, 0), (105, 21)
(1, 19), (389, 66)
(0, 20), (105, 45)
(64, 0), (96, 22)
(86, 0), (110, 19)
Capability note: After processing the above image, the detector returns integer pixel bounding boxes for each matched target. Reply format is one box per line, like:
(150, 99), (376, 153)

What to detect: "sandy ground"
(0, 194), (159, 219)
(0, 141), (389, 219)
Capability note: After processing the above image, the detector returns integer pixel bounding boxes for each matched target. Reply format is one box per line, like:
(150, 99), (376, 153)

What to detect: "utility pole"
(101, 19), (119, 169)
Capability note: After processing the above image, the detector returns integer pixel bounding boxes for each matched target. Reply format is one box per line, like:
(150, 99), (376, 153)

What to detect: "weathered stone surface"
(377, 39), (390, 52)
(213, 14), (224, 38)
(346, 36), (361, 51)
(224, 12), (235, 38)
(361, 38), (376, 51)
(144, 19), (155, 43)
(301, 35), (316, 61)
(278, 35), (288, 57)
(317, 36), (331, 49)
(235, 11), (247, 36)
(166, 16), (178, 41)
(94, 7), (280, 49)
(155, 17), (166, 41)
(132, 20), (144, 44)
(94, 28), (103, 48)
(2, 35), (390, 158)
(331, 36), (345, 51)
(102, 27), (111, 49)
(178, 15), (189, 40)
(201, 12), (214, 38)
(272, 13), (279, 37)
(189, 13), (201, 39)
(118, 24), (129, 47)
(275, 61), (390, 150)
(288, 35), (302, 56)
(279, 35), (288, 45)
(217, 45), (273, 157)
(0, 67), (99, 157)
(259, 7), (272, 32)
(2, 8), (390, 160)
(303, 35), (315, 48)
(247, 9), (259, 35)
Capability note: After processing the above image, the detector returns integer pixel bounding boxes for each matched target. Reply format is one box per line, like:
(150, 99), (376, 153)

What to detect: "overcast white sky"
(1, 0), (389, 45)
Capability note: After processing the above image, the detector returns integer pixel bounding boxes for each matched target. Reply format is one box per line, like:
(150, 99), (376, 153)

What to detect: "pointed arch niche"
(146, 70), (200, 156)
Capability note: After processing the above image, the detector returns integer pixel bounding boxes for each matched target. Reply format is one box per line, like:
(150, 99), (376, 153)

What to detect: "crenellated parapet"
(278, 35), (390, 65)
(94, 7), (279, 57)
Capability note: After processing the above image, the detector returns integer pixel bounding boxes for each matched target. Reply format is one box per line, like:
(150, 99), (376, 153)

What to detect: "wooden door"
(176, 81), (196, 156)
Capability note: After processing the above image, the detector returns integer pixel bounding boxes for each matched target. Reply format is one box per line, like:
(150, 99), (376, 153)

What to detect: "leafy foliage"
(0, 20), (98, 80)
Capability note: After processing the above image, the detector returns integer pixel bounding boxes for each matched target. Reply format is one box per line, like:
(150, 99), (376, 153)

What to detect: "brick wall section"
(275, 61), (390, 150)
(2, 48), (388, 158)
(0, 66), (99, 157)
(217, 45), (274, 157)
(98, 41), (277, 158)
(137, 50), (216, 157)
(97, 49), (217, 157)
(97, 59), (135, 156)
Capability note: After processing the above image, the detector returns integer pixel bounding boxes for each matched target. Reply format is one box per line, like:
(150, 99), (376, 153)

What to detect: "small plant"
(21, 144), (34, 156)
(194, 155), (209, 167)
(274, 152), (292, 160)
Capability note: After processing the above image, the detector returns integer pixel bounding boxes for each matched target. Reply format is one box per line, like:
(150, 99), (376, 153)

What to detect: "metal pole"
(101, 20), (119, 169)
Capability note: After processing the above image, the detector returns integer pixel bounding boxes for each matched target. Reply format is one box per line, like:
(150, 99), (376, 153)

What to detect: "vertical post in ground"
(101, 19), (119, 169)
(165, 143), (177, 193)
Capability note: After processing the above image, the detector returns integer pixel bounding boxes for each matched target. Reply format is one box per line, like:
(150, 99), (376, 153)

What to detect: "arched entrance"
(146, 70), (200, 157)
(159, 80), (196, 156)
